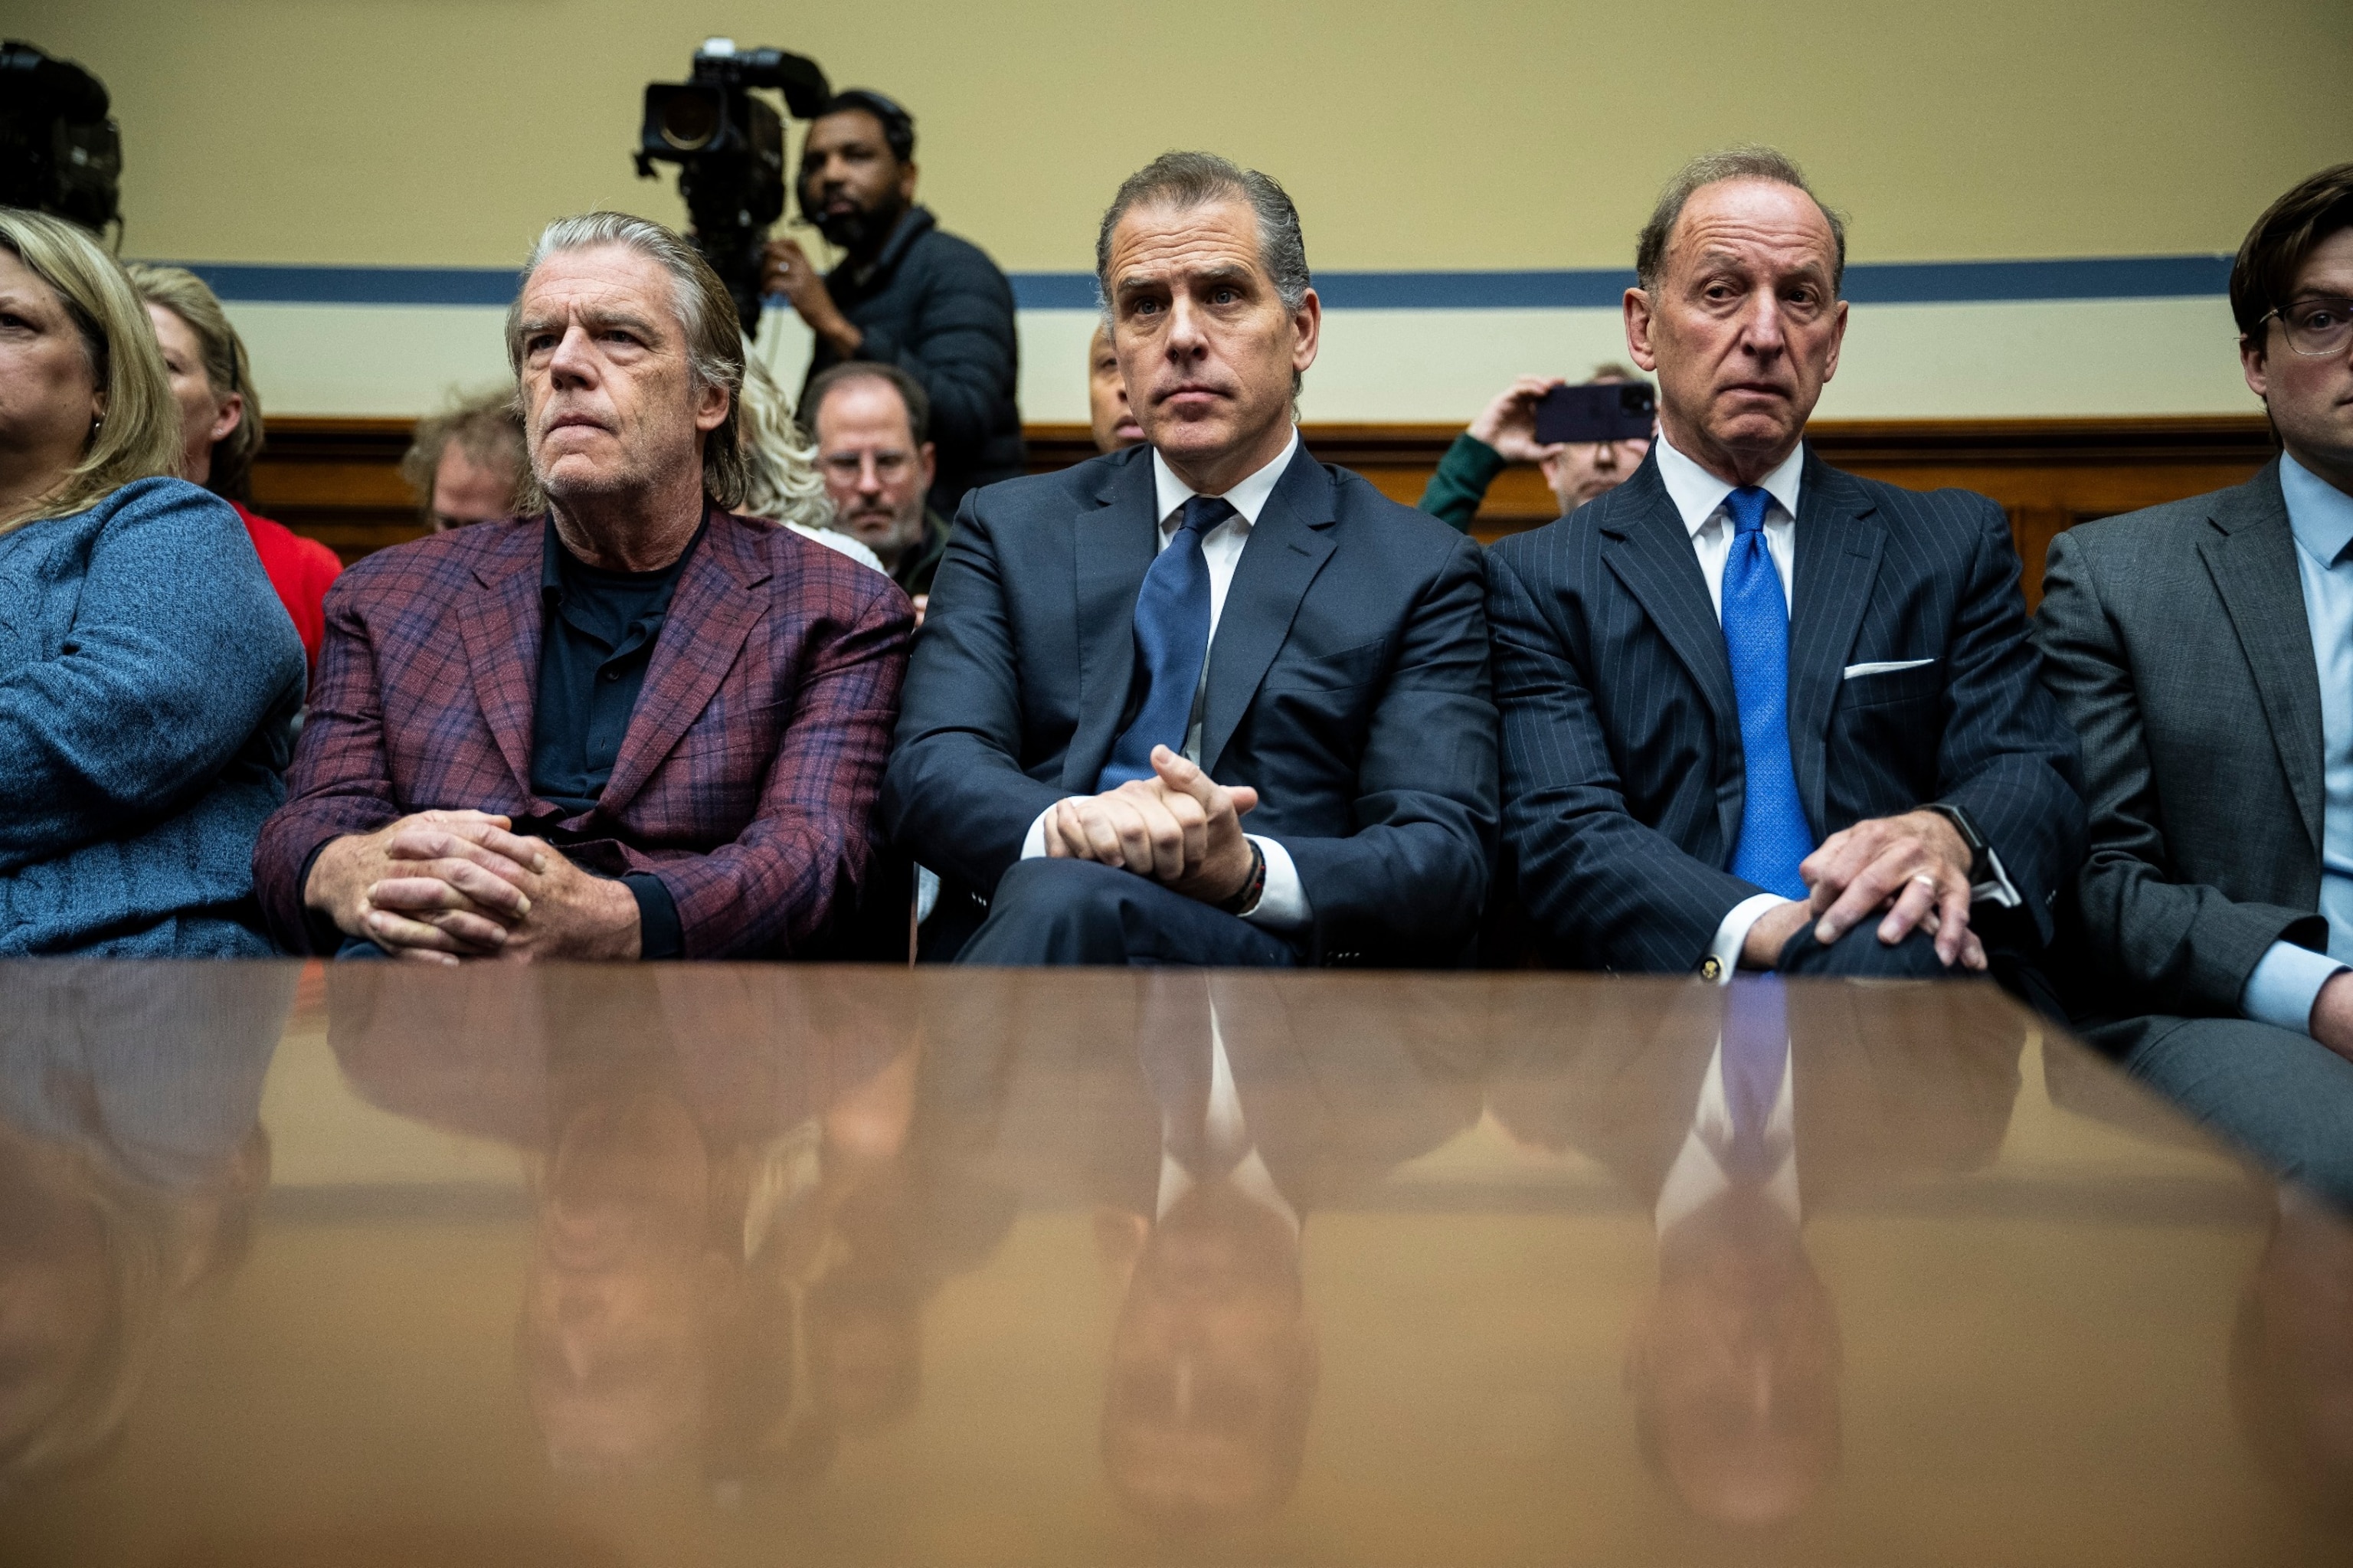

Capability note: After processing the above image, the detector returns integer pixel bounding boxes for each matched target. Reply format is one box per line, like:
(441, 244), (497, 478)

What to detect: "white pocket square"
(1842, 658), (1936, 679)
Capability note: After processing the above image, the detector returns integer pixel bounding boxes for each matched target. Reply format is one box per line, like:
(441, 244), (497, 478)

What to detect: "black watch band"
(1920, 803), (1991, 885)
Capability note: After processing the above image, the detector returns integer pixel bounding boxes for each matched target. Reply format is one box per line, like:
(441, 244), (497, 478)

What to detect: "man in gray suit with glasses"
(1487, 146), (2085, 996)
(2036, 164), (2353, 1192)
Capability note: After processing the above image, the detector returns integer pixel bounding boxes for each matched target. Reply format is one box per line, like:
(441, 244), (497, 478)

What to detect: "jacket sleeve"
(856, 244), (1020, 480)
(1415, 434), (1507, 534)
(879, 488), (1069, 893)
(252, 572), (406, 951)
(647, 572), (913, 958)
(1487, 542), (1759, 970)
(1278, 530), (1498, 957)
(1925, 496), (2086, 947)
(0, 483), (303, 873)
(2034, 528), (2324, 1013)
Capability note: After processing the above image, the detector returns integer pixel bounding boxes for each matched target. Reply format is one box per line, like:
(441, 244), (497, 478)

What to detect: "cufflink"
(1699, 956), (1723, 981)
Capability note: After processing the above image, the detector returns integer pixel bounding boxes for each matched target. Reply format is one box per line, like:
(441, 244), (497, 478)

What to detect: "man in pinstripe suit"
(1487, 149), (2083, 994)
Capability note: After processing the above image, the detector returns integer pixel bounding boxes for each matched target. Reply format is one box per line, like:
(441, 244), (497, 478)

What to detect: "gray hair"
(504, 211), (750, 509)
(1635, 146), (1847, 295)
(1094, 152), (1311, 322)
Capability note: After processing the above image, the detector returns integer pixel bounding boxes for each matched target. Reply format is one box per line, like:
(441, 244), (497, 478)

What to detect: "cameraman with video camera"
(763, 91), (1023, 521)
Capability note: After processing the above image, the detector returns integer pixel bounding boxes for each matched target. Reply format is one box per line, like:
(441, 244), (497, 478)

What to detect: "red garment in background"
(233, 502), (342, 677)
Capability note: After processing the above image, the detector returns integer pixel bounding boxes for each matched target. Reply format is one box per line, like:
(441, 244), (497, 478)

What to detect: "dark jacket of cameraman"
(804, 205), (1025, 521)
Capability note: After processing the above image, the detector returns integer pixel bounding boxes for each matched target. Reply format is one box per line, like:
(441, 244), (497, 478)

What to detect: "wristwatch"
(1919, 803), (1991, 887)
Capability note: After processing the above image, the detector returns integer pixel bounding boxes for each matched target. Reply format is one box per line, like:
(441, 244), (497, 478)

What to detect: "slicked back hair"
(2230, 163), (2353, 348)
(506, 211), (749, 509)
(1635, 146), (1847, 296)
(1095, 152), (1311, 322)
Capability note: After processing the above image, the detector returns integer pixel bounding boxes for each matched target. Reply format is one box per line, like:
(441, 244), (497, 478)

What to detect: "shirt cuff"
(2240, 938), (2346, 1036)
(623, 872), (683, 961)
(1973, 843), (2023, 909)
(296, 838), (342, 954)
(1709, 893), (1794, 983)
(1020, 802), (1065, 860)
(1239, 836), (1310, 931)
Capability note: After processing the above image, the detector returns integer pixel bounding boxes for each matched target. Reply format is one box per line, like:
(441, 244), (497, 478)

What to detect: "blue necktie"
(1720, 486), (1813, 899)
(1720, 976), (1790, 1182)
(1099, 494), (1235, 791)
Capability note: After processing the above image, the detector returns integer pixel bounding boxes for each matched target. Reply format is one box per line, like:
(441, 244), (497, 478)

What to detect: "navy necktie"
(1099, 494), (1235, 791)
(1720, 486), (1813, 899)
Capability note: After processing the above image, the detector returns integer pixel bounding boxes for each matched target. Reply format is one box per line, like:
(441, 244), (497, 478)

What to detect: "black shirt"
(527, 518), (704, 959)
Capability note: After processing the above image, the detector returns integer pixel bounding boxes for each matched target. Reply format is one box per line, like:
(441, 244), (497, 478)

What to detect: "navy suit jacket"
(882, 441), (1497, 963)
(1485, 446), (2083, 972)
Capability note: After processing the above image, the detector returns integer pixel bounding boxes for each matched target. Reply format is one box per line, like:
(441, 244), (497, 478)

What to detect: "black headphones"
(817, 89), (915, 164)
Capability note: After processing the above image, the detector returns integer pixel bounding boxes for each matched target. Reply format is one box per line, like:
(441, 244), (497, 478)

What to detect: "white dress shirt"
(2239, 451), (2353, 1036)
(1654, 1030), (1802, 1233)
(1650, 434), (1812, 980)
(1154, 997), (1301, 1236)
(1019, 431), (1310, 931)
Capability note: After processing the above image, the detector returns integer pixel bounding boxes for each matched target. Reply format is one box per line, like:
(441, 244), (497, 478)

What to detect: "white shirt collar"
(1652, 429), (1806, 538)
(1150, 427), (1301, 530)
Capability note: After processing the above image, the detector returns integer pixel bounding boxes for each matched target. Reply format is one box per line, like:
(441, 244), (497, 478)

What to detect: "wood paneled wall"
(257, 415), (2276, 609)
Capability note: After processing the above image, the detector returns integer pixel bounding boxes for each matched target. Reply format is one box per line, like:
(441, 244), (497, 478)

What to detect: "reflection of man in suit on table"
(1491, 980), (2022, 1527)
(930, 972), (1480, 1530)
(327, 966), (930, 1482)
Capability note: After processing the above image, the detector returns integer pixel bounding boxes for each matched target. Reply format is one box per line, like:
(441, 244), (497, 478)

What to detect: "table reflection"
(327, 964), (935, 1487)
(1491, 978), (2024, 1529)
(0, 964), (291, 1494)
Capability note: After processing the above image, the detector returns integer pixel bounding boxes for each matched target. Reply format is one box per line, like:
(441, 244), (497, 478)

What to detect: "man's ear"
(1289, 286), (1321, 375)
(2241, 334), (2272, 402)
(898, 159), (919, 204)
(918, 441), (938, 490)
(1624, 287), (1660, 372)
(696, 382), (731, 434)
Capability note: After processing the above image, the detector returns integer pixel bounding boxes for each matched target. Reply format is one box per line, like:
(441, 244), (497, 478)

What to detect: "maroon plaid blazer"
(253, 507), (911, 957)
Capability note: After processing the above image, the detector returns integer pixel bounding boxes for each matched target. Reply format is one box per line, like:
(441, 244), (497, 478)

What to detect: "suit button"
(1699, 957), (1723, 981)
(602, 669), (622, 683)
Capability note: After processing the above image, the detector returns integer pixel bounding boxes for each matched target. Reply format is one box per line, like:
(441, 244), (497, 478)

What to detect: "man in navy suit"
(1486, 148), (2083, 990)
(882, 152), (1496, 966)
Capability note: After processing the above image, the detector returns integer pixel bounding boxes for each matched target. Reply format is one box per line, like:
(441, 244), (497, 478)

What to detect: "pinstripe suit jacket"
(1486, 447), (2084, 973)
(252, 507), (912, 958)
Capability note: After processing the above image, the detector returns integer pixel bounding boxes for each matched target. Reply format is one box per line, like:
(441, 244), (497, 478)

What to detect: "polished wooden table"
(1, 963), (2345, 1565)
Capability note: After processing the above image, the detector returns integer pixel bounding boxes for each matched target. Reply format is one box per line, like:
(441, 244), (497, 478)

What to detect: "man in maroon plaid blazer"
(254, 213), (911, 962)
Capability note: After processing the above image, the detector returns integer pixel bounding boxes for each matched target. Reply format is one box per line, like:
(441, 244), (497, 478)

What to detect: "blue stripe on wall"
(174, 254), (2234, 309)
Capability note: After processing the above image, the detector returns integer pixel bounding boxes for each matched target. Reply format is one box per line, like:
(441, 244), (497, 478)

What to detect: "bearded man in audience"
(253, 212), (911, 962)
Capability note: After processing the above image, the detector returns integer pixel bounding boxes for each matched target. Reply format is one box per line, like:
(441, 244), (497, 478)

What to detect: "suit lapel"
(1064, 451), (1161, 791)
(1599, 460), (1742, 849)
(2200, 462), (2324, 853)
(458, 524), (551, 797)
(1200, 446), (1338, 774)
(1785, 453), (1886, 835)
(599, 511), (768, 817)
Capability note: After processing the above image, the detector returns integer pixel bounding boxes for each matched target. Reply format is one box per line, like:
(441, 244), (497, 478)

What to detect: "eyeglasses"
(2262, 296), (2353, 358)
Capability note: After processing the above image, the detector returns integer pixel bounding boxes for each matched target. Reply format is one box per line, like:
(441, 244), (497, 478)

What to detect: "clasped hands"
(304, 810), (641, 964)
(1742, 809), (1987, 971)
(1043, 745), (1260, 906)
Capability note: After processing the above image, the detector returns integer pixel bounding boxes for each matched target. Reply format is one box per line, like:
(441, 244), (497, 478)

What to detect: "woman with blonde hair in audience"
(0, 208), (304, 957)
(734, 344), (888, 576)
(125, 264), (342, 676)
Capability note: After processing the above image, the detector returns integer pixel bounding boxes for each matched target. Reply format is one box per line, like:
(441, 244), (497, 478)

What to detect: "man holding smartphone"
(1418, 364), (1655, 531)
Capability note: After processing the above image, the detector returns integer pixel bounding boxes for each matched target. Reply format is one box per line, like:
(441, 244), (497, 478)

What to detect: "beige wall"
(20, 0), (2353, 273)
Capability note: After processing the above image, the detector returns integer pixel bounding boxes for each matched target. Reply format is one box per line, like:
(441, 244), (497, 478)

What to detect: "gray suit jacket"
(2033, 459), (2332, 1040)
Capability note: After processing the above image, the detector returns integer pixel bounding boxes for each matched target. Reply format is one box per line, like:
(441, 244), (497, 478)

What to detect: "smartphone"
(1532, 381), (1656, 445)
